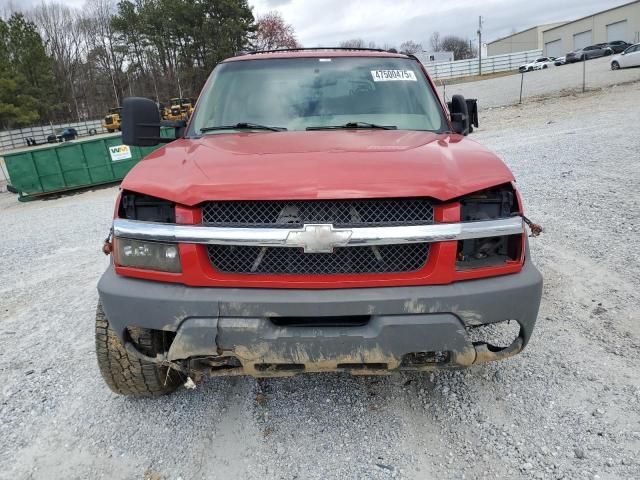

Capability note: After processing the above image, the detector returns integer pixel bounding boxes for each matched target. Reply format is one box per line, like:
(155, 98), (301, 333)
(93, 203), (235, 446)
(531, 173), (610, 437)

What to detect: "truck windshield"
(188, 57), (446, 135)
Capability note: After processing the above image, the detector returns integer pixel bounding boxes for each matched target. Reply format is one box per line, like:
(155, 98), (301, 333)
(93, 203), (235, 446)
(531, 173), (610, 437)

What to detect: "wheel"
(581, 55), (587, 61)
(95, 302), (183, 396)
(543, 64), (548, 69)
(107, 129), (114, 133)
(527, 67), (533, 72)
(611, 61), (620, 70)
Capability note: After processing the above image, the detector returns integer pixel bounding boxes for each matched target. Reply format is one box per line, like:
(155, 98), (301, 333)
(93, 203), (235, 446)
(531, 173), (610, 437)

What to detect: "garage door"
(607, 21), (627, 42)
(573, 30), (592, 50)
(545, 39), (563, 58)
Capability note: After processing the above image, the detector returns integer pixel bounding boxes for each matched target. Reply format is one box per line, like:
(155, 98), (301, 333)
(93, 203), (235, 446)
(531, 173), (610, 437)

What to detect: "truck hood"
(122, 130), (515, 206)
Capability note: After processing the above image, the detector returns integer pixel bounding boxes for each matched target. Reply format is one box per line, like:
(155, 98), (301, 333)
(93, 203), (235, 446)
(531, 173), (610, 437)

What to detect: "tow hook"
(102, 228), (113, 255)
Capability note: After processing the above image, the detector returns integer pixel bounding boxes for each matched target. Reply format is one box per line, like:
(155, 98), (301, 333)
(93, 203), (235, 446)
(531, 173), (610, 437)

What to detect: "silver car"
(566, 44), (613, 63)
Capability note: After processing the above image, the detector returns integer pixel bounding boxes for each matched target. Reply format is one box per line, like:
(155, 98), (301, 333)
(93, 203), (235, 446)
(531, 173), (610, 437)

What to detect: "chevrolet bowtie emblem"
(285, 224), (353, 253)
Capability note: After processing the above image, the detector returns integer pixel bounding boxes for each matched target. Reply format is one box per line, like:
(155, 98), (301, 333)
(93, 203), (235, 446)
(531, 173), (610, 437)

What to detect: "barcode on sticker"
(371, 70), (417, 82)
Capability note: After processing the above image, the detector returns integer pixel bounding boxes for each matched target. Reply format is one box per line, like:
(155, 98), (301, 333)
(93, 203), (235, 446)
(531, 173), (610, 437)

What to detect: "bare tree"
(339, 38), (366, 49)
(429, 32), (441, 52)
(253, 11), (300, 50)
(440, 35), (477, 60)
(31, 2), (86, 120)
(400, 40), (422, 55)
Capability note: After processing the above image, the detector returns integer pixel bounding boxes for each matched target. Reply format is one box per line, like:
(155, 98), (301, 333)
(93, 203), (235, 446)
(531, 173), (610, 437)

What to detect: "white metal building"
(542, 1), (640, 57)
(487, 23), (564, 56)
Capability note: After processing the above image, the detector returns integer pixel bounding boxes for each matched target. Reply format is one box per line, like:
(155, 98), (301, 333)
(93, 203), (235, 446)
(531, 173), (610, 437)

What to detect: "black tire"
(107, 129), (114, 133)
(527, 67), (533, 72)
(611, 61), (620, 70)
(95, 302), (182, 397)
(543, 64), (548, 69)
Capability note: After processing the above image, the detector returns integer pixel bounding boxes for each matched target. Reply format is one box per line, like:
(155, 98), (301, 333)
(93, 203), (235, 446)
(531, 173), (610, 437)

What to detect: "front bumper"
(98, 259), (542, 376)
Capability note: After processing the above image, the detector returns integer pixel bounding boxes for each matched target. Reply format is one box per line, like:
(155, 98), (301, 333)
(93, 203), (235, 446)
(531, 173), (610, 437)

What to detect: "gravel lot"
(1, 78), (639, 479)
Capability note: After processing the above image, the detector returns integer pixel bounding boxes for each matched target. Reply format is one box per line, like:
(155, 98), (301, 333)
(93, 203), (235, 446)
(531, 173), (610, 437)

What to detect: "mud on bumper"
(97, 260), (542, 377)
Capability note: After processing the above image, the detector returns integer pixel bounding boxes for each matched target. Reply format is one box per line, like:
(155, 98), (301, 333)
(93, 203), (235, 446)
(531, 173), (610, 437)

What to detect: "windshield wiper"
(306, 122), (397, 131)
(200, 122), (286, 133)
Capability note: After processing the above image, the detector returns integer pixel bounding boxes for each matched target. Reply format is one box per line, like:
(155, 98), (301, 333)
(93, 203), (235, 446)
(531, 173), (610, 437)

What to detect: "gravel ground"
(437, 56), (640, 108)
(1, 81), (639, 479)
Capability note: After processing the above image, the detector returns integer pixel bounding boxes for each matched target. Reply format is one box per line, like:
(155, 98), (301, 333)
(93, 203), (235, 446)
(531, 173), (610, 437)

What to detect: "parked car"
(519, 57), (554, 72)
(566, 44), (613, 63)
(554, 56), (566, 66)
(96, 48), (543, 397)
(611, 43), (640, 70)
(606, 40), (632, 54)
(46, 127), (78, 143)
(55, 127), (78, 142)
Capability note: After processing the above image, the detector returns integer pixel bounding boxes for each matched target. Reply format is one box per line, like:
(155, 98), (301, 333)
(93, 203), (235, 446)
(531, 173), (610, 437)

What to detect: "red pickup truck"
(96, 49), (542, 396)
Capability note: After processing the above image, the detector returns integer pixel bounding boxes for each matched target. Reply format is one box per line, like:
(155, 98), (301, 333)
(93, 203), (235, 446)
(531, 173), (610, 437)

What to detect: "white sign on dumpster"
(109, 145), (132, 161)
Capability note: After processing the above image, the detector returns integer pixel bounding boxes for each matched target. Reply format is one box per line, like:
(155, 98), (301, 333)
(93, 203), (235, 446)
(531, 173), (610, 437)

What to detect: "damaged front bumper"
(98, 259), (542, 377)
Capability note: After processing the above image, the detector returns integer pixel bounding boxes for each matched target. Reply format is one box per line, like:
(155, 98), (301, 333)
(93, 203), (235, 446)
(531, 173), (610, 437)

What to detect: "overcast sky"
(4, 0), (629, 48)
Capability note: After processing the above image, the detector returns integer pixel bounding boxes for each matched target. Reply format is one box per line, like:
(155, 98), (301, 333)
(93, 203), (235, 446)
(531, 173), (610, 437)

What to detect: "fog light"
(115, 238), (181, 273)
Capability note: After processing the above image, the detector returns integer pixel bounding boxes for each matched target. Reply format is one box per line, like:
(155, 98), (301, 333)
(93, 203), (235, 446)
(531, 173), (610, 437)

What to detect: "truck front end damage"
(99, 255), (541, 378)
(98, 189), (542, 379)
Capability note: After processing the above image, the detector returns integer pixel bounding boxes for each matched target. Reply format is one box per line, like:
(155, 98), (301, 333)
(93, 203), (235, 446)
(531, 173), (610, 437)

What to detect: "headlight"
(114, 238), (181, 273)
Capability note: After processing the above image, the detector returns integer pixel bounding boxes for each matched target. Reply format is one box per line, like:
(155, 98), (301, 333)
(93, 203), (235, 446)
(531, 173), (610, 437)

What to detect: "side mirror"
(121, 97), (161, 146)
(448, 94), (469, 135)
(465, 98), (479, 133)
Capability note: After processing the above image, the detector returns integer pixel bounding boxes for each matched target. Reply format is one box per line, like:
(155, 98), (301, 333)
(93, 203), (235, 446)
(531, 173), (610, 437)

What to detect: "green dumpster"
(2, 129), (173, 201)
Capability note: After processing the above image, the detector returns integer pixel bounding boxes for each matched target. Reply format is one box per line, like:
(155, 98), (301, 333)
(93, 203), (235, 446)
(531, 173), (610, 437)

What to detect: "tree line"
(1, 0), (299, 129)
(1, 0), (475, 130)
(339, 33), (477, 59)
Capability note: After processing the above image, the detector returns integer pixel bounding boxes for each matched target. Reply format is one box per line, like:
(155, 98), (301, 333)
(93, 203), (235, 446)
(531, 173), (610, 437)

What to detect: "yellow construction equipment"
(166, 98), (194, 121)
(101, 107), (122, 133)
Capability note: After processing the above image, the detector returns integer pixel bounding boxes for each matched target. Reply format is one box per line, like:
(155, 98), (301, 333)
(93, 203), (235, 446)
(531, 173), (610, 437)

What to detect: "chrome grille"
(201, 198), (434, 228)
(206, 243), (430, 275)
(202, 198), (434, 275)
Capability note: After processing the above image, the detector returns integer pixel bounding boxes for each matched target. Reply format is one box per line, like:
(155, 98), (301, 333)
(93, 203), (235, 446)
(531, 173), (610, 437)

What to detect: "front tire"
(611, 61), (620, 70)
(95, 303), (182, 397)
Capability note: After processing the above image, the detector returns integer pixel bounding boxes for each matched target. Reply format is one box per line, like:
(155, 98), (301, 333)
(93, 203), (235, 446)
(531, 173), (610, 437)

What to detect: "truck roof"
(225, 48), (411, 62)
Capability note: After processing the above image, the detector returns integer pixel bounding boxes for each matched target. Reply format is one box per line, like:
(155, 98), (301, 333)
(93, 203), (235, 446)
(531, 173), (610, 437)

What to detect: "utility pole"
(477, 16), (483, 76)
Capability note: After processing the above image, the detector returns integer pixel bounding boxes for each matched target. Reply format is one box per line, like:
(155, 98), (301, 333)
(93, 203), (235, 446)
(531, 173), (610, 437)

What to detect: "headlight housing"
(457, 185), (522, 270)
(119, 192), (175, 223)
(114, 238), (181, 273)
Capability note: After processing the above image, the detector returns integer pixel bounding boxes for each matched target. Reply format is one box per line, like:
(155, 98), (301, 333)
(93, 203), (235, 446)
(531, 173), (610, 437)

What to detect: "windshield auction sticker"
(109, 145), (132, 162)
(371, 70), (417, 81)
